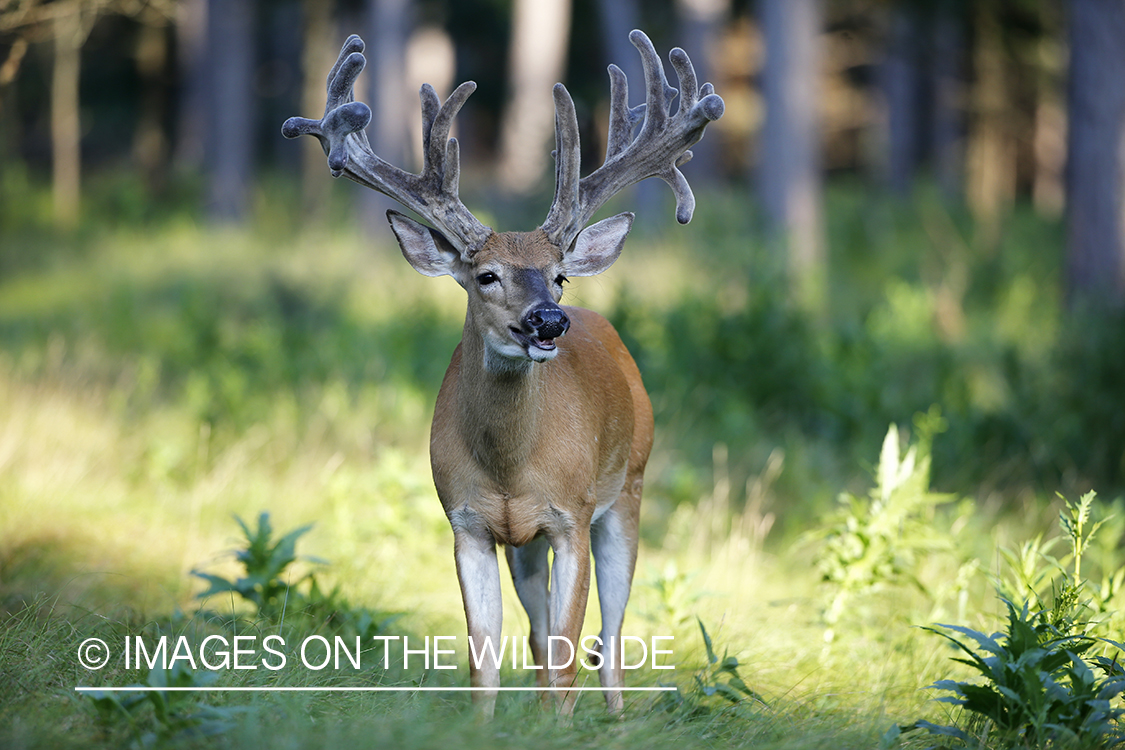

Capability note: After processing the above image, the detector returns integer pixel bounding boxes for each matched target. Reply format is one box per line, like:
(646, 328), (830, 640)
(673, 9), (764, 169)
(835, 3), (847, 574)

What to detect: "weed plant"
(912, 494), (1125, 748)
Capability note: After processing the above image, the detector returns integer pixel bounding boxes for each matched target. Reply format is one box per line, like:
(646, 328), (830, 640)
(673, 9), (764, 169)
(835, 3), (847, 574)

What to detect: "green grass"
(2, 173), (1125, 748)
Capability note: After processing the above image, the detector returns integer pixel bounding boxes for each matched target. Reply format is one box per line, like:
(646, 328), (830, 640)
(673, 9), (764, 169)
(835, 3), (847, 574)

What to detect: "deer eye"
(476, 272), (499, 286)
(555, 274), (568, 286)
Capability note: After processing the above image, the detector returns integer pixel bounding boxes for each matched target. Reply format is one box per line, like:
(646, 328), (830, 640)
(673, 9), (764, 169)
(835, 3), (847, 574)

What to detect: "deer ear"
(563, 212), (634, 276)
(387, 210), (467, 280)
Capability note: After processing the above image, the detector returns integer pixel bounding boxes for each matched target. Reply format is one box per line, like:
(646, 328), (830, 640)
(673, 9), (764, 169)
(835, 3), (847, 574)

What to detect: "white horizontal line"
(75, 686), (677, 693)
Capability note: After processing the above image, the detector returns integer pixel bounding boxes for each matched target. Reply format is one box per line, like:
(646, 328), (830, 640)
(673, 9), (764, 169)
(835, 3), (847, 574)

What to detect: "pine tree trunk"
(206, 0), (253, 223)
(676, 0), (730, 186)
(929, 1), (962, 202)
(1065, 0), (1125, 305)
(880, 4), (920, 193)
(757, 0), (824, 312)
(52, 3), (82, 228)
(300, 0), (336, 222)
(497, 0), (572, 194)
(174, 0), (207, 174)
(360, 0), (410, 229)
(965, 9), (1014, 227)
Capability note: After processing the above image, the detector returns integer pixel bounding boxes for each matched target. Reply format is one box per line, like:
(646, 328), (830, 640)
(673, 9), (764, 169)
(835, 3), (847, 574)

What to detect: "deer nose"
(524, 306), (569, 339)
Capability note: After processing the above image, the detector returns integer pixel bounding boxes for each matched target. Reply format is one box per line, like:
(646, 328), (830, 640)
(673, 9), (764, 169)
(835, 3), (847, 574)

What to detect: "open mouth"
(510, 327), (557, 352)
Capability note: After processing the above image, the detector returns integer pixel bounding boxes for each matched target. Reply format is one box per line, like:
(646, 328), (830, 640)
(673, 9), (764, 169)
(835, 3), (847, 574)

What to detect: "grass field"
(2, 174), (1124, 748)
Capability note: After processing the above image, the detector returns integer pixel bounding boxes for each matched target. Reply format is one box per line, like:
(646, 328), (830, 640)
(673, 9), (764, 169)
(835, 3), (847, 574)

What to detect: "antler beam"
(541, 30), (725, 251)
(282, 35), (494, 257)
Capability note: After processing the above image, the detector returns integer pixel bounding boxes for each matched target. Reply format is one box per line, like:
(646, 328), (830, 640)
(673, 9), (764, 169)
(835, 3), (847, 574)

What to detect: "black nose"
(524, 307), (569, 339)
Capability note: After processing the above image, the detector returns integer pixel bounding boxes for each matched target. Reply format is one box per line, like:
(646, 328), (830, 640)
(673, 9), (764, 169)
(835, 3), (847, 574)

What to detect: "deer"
(283, 29), (723, 718)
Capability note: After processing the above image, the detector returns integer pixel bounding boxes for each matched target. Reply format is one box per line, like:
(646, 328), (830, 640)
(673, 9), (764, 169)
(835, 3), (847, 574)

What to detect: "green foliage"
(85, 662), (243, 748)
(657, 620), (767, 720)
(917, 601), (1125, 748)
(914, 493), (1125, 748)
(193, 512), (398, 639)
(810, 409), (970, 638)
(193, 512), (318, 620)
(640, 561), (707, 633)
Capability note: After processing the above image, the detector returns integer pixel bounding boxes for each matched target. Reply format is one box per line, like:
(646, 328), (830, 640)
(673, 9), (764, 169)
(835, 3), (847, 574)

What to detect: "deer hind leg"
(451, 515), (503, 720)
(590, 478), (642, 714)
(505, 535), (550, 692)
(545, 526), (592, 716)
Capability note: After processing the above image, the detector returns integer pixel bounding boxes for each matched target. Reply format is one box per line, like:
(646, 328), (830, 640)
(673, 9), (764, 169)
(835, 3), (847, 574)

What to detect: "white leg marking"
(591, 507), (636, 713)
(451, 510), (503, 717)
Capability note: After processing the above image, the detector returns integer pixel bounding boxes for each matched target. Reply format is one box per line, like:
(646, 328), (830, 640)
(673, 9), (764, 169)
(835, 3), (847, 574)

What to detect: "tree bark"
(497, 0), (572, 194)
(174, 0), (207, 174)
(300, 0), (336, 222)
(52, 2), (82, 228)
(594, 0), (662, 215)
(965, 8), (1014, 227)
(880, 4), (920, 194)
(360, 0), (411, 229)
(676, 0), (730, 186)
(757, 0), (824, 312)
(929, 0), (962, 202)
(133, 15), (170, 195)
(206, 0), (253, 223)
(1065, 0), (1125, 305)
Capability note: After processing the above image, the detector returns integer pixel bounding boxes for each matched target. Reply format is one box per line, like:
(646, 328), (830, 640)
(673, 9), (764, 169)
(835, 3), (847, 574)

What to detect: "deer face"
(388, 211), (634, 367)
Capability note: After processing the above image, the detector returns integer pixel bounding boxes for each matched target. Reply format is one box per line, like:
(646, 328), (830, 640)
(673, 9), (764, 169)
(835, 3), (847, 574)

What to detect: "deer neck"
(457, 315), (545, 479)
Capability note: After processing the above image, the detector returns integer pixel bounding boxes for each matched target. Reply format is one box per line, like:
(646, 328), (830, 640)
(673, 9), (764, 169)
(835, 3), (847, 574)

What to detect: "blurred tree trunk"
(497, 0), (572, 194)
(880, 3), (920, 194)
(676, 0), (730, 186)
(174, 0), (207, 174)
(965, 8), (1014, 229)
(133, 13), (170, 195)
(1065, 0), (1125, 305)
(0, 36), (29, 121)
(1032, 26), (1065, 218)
(594, 0), (659, 214)
(206, 0), (253, 223)
(930, 0), (963, 202)
(360, 0), (410, 229)
(757, 0), (824, 312)
(595, 0), (642, 95)
(300, 0), (336, 222)
(51, 1), (83, 228)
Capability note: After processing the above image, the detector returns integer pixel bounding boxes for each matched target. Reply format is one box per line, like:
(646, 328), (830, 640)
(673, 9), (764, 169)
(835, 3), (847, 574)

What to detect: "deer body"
(435, 303), (653, 711)
(285, 30), (722, 717)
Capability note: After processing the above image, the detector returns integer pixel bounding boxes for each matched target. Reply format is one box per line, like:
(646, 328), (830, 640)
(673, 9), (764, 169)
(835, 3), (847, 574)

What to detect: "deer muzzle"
(525, 307), (569, 340)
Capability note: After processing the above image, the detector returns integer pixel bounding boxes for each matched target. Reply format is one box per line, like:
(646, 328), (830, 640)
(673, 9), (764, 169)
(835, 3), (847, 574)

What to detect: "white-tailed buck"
(284, 30), (723, 717)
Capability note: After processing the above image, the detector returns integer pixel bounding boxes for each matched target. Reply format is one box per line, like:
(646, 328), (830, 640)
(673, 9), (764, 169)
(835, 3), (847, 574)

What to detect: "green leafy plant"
(641, 561), (707, 634)
(811, 408), (967, 639)
(192, 512), (397, 638)
(193, 512), (318, 620)
(86, 662), (243, 748)
(917, 601), (1125, 748)
(658, 619), (766, 719)
(913, 492), (1125, 748)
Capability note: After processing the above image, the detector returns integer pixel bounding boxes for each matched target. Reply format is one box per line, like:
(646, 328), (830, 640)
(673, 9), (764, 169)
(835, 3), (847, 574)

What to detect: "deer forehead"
(473, 228), (563, 271)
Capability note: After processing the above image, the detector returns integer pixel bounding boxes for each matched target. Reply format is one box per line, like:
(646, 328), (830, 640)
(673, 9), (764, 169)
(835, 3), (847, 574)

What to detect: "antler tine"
(540, 29), (724, 251)
(283, 36), (493, 257)
(633, 29), (677, 132)
(604, 64), (646, 162)
(544, 83), (582, 238)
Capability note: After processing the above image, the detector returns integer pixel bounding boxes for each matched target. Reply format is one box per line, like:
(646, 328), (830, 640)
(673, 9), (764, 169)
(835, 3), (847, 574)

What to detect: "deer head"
(282, 30), (723, 370)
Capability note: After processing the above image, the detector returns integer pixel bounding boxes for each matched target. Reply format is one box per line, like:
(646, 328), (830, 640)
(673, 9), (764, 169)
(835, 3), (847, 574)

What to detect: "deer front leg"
(546, 526), (592, 716)
(506, 536), (550, 690)
(590, 494), (641, 714)
(451, 513), (503, 720)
